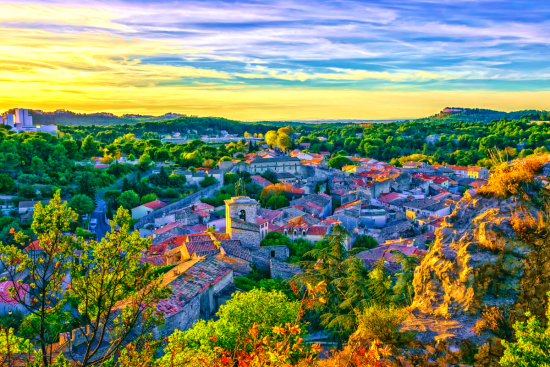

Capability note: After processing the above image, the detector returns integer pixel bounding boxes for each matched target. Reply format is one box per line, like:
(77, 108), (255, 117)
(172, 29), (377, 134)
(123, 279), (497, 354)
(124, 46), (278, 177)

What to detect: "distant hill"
(417, 107), (549, 124)
(25, 110), (187, 126)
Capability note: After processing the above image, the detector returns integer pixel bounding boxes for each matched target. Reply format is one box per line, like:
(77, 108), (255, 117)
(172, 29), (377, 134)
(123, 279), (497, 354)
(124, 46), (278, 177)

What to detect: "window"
(239, 210), (246, 221)
(271, 250), (275, 258)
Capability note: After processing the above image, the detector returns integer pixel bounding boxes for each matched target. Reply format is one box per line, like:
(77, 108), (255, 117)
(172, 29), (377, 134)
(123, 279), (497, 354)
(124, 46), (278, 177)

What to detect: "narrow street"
(90, 199), (110, 241)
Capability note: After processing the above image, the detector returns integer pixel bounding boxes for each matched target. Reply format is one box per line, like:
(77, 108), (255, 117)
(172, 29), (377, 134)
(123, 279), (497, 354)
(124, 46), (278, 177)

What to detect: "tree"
(260, 231), (291, 247)
(314, 181), (321, 194)
(30, 156), (46, 176)
(0, 327), (33, 366)
(260, 170), (279, 184)
(0, 174), (15, 193)
(0, 192), (77, 365)
(224, 172), (239, 185)
(118, 190), (140, 210)
(276, 133), (291, 152)
(150, 166), (170, 188)
(65, 207), (170, 365)
(265, 195), (289, 209)
(328, 156), (353, 170)
(265, 131), (278, 148)
(140, 193), (158, 205)
(353, 235), (378, 251)
(78, 172), (96, 201)
(104, 190), (121, 202)
(138, 154), (152, 170)
(278, 126), (293, 136)
(69, 194), (95, 216)
(80, 135), (99, 158)
(500, 292), (550, 367)
(200, 176), (217, 188)
(163, 289), (301, 355)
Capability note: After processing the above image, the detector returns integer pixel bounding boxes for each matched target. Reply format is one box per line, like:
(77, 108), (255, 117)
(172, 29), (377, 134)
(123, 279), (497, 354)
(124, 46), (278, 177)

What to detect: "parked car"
(90, 218), (97, 232)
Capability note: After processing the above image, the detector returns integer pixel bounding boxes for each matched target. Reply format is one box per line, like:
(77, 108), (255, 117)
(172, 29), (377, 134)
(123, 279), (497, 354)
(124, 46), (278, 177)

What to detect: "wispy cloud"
(0, 0), (548, 118)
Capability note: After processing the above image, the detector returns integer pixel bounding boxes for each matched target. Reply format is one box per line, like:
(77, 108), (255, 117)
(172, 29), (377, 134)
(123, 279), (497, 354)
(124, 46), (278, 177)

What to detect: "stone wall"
(270, 259), (303, 280)
(157, 296), (200, 339)
(231, 220), (261, 248)
(250, 246), (289, 272)
(135, 183), (221, 228)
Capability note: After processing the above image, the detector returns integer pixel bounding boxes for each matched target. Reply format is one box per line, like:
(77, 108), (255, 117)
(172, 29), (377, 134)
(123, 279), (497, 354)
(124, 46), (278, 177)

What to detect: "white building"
(1, 109), (57, 134)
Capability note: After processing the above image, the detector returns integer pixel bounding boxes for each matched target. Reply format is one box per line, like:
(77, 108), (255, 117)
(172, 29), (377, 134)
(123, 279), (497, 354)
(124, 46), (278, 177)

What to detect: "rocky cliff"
(400, 186), (550, 366)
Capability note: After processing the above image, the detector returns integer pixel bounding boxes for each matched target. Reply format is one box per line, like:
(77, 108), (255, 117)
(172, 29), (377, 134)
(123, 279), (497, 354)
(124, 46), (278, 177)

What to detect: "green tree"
(265, 195), (289, 209)
(0, 192), (77, 365)
(69, 194), (95, 216)
(104, 190), (121, 202)
(67, 207), (170, 365)
(353, 235), (378, 251)
(0, 174), (15, 193)
(501, 293), (550, 367)
(260, 231), (291, 247)
(138, 154), (153, 170)
(80, 135), (99, 158)
(140, 193), (158, 205)
(200, 176), (217, 188)
(224, 172), (239, 185)
(328, 155), (353, 170)
(78, 172), (96, 201)
(162, 289), (301, 356)
(117, 190), (140, 210)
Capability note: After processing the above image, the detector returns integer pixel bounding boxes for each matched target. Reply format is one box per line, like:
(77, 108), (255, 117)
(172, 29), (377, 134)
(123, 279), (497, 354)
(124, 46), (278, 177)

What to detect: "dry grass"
(478, 153), (549, 200)
(474, 306), (504, 335)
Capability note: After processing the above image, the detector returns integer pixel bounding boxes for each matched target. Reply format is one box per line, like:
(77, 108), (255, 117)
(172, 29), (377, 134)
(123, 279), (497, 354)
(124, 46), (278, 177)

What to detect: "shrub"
(355, 304), (409, 344)
(478, 154), (548, 200)
(474, 306), (504, 335)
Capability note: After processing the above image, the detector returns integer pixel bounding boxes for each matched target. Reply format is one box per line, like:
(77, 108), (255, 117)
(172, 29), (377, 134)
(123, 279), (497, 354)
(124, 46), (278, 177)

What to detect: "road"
(90, 199), (110, 241)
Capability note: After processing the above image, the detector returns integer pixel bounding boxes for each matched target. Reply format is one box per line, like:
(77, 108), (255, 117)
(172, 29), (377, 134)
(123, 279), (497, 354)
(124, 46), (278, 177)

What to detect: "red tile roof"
(153, 222), (180, 235)
(378, 192), (402, 203)
(142, 200), (167, 210)
(0, 281), (29, 305)
(307, 226), (327, 236)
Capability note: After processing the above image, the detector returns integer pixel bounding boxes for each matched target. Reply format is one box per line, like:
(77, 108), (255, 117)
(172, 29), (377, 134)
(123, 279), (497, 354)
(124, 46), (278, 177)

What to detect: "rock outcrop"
(400, 193), (550, 366)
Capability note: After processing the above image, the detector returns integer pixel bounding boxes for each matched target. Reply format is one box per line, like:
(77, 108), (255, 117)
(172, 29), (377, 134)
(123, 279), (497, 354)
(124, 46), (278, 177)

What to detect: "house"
(403, 199), (451, 220)
(402, 161), (428, 169)
(251, 175), (272, 188)
(356, 245), (427, 271)
(0, 281), (30, 315)
(290, 193), (332, 220)
(447, 165), (470, 178)
(155, 257), (234, 338)
(131, 200), (167, 220)
(19, 199), (68, 214)
(237, 156), (302, 175)
(275, 172), (297, 183)
(467, 167), (489, 179)
(342, 165), (365, 175)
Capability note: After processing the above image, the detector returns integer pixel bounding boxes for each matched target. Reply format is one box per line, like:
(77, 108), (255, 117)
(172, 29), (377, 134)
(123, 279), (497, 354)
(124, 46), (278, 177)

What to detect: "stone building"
(225, 196), (262, 248)
(237, 156), (304, 175)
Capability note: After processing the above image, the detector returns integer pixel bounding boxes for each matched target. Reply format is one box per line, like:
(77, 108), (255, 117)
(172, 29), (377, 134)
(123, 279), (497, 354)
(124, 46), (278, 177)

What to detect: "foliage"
(200, 176), (218, 188)
(260, 170), (279, 184)
(69, 193), (95, 216)
(0, 327), (33, 366)
(260, 231), (291, 247)
(328, 155), (353, 169)
(355, 304), (409, 345)
(265, 194), (289, 209)
(141, 193), (159, 205)
(277, 132), (292, 152)
(287, 238), (314, 263)
(233, 277), (298, 301)
(478, 153), (548, 200)
(474, 306), (505, 335)
(163, 289), (302, 354)
(501, 294), (550, 367)
(0, 174), (15, 193)
(118, 190), (140, 210)
(353, 235), (378, 251)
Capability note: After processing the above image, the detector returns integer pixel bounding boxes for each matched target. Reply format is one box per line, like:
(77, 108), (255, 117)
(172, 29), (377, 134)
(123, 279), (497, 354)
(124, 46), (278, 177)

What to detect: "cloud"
(0, 0), (548, 119)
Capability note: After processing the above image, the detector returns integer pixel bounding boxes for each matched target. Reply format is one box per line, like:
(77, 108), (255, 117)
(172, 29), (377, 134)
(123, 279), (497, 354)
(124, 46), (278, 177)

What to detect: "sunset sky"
(1, 0), (549, 121)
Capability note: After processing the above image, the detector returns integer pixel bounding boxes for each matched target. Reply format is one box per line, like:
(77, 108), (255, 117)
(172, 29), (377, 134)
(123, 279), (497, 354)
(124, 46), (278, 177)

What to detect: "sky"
(0, 0), (549, 121)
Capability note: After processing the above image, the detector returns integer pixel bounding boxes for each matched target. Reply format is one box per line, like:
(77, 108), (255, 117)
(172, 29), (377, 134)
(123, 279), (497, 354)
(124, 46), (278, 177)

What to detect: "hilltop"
(418, 107), (549, 124)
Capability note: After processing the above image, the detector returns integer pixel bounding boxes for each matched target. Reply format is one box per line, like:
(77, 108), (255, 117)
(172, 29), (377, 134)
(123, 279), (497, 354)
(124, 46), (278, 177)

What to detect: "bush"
(140, 193), (158, 205)
(355, 304), (409, 344)
(161, 188), (179, 198)
(200, 176), (217, 188)
(265, 195), (289, 209)
(260, 232), (291, 247)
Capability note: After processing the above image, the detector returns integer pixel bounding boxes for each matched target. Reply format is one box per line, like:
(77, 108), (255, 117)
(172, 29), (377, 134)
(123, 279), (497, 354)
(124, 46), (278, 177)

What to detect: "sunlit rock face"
(401, 194), (550, 366)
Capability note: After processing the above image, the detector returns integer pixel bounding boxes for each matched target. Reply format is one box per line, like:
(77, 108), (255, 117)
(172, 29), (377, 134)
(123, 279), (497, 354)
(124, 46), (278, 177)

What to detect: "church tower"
(224, 196), (261, 248)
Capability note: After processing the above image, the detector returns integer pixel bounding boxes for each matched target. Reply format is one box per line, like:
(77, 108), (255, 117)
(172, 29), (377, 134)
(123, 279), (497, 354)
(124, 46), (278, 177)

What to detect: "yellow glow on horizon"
(2, 82), (550, 121)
